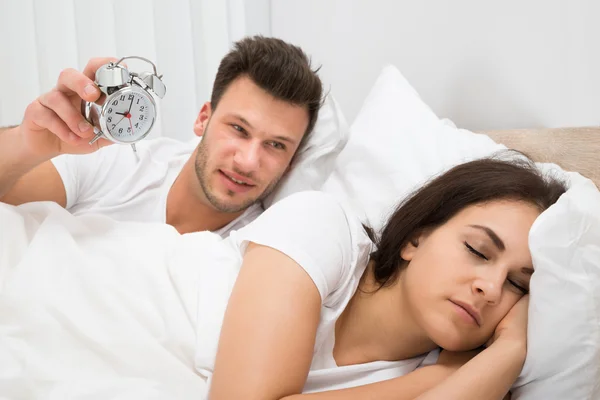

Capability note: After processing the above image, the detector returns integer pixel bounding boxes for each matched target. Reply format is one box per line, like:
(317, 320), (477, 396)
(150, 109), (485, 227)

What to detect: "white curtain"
(0, 0), (271, 141)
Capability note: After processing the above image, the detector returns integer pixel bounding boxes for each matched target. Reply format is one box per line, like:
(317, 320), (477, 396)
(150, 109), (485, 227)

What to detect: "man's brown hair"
(211, 35), (324, 149)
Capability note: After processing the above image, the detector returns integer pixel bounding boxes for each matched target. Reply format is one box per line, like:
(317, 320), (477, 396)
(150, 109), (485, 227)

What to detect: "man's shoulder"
(52, 135), (199, 185)
(94, 136), (199, 169)
(56, 136), (198, 164)
(135, 136), (200, 160)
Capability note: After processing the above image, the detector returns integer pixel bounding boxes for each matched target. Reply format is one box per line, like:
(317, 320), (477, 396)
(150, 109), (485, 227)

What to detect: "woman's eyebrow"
(468, 224), (505, 251)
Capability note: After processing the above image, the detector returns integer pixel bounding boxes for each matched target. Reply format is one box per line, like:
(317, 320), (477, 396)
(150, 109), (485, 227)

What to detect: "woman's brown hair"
(368, 152), (568, 288)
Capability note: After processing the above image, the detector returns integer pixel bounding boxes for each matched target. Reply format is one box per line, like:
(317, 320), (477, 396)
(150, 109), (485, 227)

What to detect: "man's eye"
(464, 242), (488, 261)
(268, 141), (285, 150)
(232, 125), (246, 135)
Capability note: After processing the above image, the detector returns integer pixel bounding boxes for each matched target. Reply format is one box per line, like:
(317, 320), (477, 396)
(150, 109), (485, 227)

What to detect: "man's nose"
(233, 141), (261, 172)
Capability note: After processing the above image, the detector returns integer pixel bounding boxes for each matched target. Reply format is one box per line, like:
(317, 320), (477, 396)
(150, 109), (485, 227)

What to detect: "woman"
(206, 153), (567, 399)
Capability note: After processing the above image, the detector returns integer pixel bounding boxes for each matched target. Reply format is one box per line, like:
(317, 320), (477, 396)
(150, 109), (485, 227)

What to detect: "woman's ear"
(400, 237), (419, 261)
(400, 229), (431, 261)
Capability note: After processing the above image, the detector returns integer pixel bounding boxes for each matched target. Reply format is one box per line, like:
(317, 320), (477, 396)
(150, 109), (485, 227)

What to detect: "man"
(0, 36), (323, 235)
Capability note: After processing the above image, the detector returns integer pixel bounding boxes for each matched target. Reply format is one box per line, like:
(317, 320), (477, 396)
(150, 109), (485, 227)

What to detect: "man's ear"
(193, 102), (212, 137)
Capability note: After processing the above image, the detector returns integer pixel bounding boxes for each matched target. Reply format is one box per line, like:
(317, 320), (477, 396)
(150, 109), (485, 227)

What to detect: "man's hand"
(18, 57), (117, 160)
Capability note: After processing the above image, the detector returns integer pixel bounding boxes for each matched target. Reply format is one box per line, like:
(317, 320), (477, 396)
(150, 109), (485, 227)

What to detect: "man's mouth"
(227, 175), (249, 185)
(220, 170), (255, 187)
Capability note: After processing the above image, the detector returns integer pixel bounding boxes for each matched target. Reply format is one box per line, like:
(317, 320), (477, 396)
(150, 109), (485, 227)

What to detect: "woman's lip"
(451, 300), (482, 326)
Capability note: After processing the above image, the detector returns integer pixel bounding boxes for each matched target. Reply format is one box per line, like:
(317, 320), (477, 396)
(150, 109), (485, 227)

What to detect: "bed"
(483, 127), (599, 188)
(0, 63), (598, 399)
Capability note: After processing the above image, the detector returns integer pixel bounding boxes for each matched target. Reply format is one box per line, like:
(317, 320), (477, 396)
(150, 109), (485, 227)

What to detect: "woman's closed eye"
(507, 277), (529, 295)
(464, 242), (488, 261)
(465, 242), (529, 295)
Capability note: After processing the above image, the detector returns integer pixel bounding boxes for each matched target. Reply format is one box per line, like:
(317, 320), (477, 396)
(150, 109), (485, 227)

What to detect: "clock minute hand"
(128, 97), (135, 113)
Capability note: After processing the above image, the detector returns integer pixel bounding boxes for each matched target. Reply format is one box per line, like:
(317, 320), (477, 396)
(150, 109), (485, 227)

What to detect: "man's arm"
(0, 57), (117, 206)
(0, 125), (68, 206)
(0, 125), (66, 206)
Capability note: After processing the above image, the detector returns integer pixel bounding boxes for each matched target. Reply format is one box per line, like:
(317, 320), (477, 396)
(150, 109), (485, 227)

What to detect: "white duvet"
(0, 201), (240, 400)
(0, 201), (450, 399)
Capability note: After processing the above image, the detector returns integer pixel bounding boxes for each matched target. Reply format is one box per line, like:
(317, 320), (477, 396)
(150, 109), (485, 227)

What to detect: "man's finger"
(27, 100), (80, 144)
(55, 68), (100, 103)
(39, 89), (94, 139)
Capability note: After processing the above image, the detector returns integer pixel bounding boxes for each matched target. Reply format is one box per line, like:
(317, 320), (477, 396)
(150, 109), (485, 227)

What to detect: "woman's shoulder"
(231, 191), (373, 300)
(263, 191), (374, 292)
(268, 190), (345, 212)
(266, 191), (362, 230)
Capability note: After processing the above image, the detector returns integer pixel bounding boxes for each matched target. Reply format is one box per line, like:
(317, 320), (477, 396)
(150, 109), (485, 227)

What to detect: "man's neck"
(166, 157), (245, 235)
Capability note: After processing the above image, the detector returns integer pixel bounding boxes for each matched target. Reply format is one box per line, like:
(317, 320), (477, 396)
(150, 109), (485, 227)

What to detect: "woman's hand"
(485, 293), (529, 375)
(415, 297), (529, 400)
(488, 294), (529, 349)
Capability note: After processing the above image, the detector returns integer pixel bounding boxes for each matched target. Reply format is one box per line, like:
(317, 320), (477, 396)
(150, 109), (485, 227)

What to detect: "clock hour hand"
(115, 111), (128, 116)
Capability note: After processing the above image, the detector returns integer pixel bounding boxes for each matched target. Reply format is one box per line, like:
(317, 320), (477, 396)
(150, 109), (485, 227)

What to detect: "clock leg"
(88, 131), (104, 145)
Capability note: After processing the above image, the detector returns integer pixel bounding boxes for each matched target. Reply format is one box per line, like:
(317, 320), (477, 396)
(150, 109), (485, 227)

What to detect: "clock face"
(103, 87), (155, 143)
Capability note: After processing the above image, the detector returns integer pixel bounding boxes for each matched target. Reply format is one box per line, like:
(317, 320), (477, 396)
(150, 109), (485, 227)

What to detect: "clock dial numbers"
(104, 89), (154, 143)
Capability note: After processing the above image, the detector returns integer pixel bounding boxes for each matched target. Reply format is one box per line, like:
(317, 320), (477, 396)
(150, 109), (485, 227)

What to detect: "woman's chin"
(428, 323), (487, 352)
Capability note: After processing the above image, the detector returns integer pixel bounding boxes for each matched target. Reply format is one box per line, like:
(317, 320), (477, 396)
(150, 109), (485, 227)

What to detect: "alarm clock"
(81, 56), (166, 152)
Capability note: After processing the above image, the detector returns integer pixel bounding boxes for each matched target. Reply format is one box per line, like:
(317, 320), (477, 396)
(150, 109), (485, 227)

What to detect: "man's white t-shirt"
(50, 137), (263, 237)
(193, 191), (438, 394)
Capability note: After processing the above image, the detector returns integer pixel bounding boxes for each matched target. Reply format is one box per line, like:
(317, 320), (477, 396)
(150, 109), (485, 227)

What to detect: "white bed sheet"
(0, 201), (233, 399)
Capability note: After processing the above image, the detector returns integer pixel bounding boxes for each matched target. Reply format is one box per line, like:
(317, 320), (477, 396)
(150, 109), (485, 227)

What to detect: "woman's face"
(398, 200), (541, 352)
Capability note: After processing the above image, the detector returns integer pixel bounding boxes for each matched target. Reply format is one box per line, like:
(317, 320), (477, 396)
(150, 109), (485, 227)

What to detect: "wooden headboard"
(482, 127), (599, 189)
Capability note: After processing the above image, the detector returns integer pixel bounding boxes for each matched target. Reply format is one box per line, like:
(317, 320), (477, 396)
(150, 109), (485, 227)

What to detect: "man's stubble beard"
(194, 131), (286, 213)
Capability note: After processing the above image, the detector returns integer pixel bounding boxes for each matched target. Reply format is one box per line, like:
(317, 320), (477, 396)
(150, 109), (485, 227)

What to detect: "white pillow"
(512, 170), (600, 399)
(321, 65), (505, 232)
(263, 94), (350, 208)
(322, 64), (600, 399)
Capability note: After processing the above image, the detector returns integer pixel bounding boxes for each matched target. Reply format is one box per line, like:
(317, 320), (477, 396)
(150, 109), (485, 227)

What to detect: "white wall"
(3, 1), (598, 134)
(271, 0), (600, 131)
